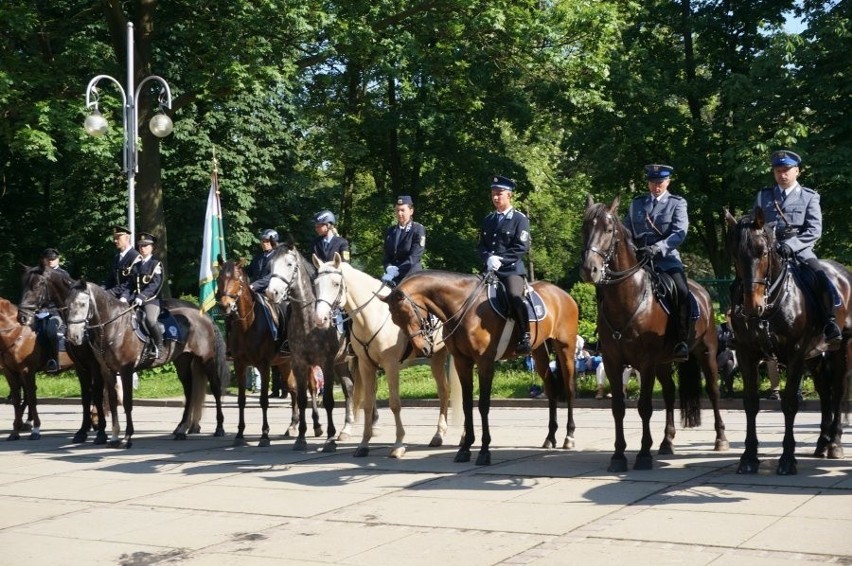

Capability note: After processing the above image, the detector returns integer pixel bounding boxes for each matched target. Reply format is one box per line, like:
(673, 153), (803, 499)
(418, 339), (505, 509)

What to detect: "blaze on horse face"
(725, 206), (780, 317)
(265, 249), (299, 305)
(384, 289), (433, 357)
(64, 283), (92, 346)
(580, 195), (621, 285)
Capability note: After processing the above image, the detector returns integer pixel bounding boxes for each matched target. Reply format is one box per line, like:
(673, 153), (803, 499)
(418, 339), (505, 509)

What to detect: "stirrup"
(46, 359), (59, 373)
(672, 342), (689, 362)
(824, 321), (842, 346)
(516, 332), (531, 355)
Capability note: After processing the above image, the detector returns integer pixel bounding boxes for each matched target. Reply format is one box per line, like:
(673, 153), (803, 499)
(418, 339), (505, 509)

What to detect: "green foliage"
(568, 281), (598, 342)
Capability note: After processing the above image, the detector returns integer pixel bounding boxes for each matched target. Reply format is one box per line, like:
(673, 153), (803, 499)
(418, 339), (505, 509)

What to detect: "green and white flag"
(199, 164), (226, 313)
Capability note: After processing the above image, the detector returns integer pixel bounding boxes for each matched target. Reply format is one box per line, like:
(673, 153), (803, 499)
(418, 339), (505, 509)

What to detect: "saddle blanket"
(132, 310), (182, 343)
(487, 281), (547, 322)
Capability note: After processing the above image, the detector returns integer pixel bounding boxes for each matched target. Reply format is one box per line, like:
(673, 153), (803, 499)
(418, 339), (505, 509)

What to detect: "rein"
(583, 220), (650, 285)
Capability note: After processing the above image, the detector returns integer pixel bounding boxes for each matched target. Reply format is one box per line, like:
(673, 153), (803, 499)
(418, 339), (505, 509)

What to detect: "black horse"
(725, 207), (850, 474)
(20, 267), (229, 447)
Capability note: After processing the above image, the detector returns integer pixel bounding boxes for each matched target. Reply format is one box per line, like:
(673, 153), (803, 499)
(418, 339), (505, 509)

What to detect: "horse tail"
(678, 354), (702, 428)
(447, 353), (463, 427)
(212, 324), (231, 394)
(188, 358), (207, 428)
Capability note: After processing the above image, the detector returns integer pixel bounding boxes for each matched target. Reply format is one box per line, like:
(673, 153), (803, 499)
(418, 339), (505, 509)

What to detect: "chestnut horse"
(580, 196), (728, 472)
(312, 254), (462, 458)
(383, 269), (579, 466)
(725, 208), (850, 474)
(216, 259), (321, 446)
(265, 247), (353, 452)
(0, 297), (73, 439)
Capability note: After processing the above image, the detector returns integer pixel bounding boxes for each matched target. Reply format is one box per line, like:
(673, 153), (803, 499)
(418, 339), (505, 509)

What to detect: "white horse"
(312, 253), (461, 458)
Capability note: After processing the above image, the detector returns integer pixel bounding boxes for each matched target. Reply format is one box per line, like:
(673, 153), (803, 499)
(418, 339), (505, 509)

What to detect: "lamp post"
(84, 21), (174, 241)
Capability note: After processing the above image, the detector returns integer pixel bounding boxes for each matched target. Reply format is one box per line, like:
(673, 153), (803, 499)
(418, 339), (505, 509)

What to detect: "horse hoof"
(777, 458), (798, 475)
(389, 447), (406, 459)
(828, 445), (844, 459)
(353, 446), (369, 458)
(72, 432), (87, 444)
(108, 439), (122, 448)
(94, 433), (107, 445)
(429, 436), (443, 448)
(233, 437), (248, 447)
(454, 449), (471, 463)
(607, 456), (628, 473)
(174, 433), (187, 441)
(658, 443), (674, 455)
(737, 458), (760, 474)
(29, 431), (41, 441)
(6, 433), (20, 441)
(258, 438), (271, 448)
(562, 436), (576, 450)
(314, 427), (323, 437)
(542, 438), (556, 449)
(715, 439), (730, 452)
(475, 451), (491, 466)
(293, 438), (308, 451)
(214, 427), (225, 438)
(125, 440), (132, 449)
(283, 430), (292, 438)
(189, 424), (201, 434)
(21, 422), (33, 432)
(634, 455), (654, 470)
(322, 441), (337, 453)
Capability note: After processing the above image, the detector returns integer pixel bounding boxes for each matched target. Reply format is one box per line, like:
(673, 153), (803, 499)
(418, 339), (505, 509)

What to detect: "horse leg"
(258, 364), (271, 448)
(532, 346), (558, 449)
(634, 363), (656, 470)
(355, 358), (380, 458)
(777, 359), (807, 475)
(555, 343), (576, 449)
(207, 356), (226, 438)
(23, 372), (41, 440)
(825, 344), (847, 459)
(334, 360), (354, 441)
(657, 365), (676, 456)
(700, 344), (730, 451)
(737, 352), (762, 474)
(172, 358), (192, 440)
(310, 375), (322, 437)
(121, 371), (135, 449)
(454, 356), (476, 463)
(429, 348), (449, 448)
(73, 369), (93, 443)
(293, 364), (309, 451)
(605, 358), (628, 473)
(232, 360), (248, 447)
(475, 359), (495, 466)
(321, 361), (338, 452)
(6, 378), (23, 441)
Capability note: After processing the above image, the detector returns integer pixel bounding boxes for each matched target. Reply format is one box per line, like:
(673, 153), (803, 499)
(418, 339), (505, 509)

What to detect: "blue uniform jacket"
(246, 248), (277, 292)
(754, 184), (821, 262)
(624, 192), (688, 271)
(312, 235), (350, 263)
(383, 221), (425, 282)
(103, 248), (140, 296)
(477, 207), (530, 276)
(119, 255), (163, 303)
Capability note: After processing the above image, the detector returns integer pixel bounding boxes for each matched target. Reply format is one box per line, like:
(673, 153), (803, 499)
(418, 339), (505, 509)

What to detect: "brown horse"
(21, 267), (229, 447)
(265, 247), (353, 452)
(0, 297), (73, 440)
(580, 196), (728, 472)
(383, 269), (579, 466)
(216, 259), (321, 446)
(725, 208), (850, 474)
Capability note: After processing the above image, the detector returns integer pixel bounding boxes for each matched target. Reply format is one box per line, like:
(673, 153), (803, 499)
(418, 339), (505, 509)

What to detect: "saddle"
(644, 267), (700, 320)
(486, 280), (547, 322)
(252, 292), (291, 354)
(789, 261), (841, 310)
(131, 307), (182, 345)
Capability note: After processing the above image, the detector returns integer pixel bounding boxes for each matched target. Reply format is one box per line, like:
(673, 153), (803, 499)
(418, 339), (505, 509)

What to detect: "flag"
(199, 164), (226, 313)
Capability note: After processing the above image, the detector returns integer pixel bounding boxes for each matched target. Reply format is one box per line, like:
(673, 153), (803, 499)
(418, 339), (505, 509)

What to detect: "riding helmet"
(260, 229), (279, 244)
(313, 210), (336, 225)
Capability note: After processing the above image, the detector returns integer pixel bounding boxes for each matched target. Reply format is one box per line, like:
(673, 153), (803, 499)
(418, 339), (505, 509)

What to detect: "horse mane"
(583, 199), (635, 248)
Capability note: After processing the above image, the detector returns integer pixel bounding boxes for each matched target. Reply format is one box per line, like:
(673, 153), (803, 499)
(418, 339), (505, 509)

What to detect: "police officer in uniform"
(38, 248), (70, 372)
(119, 232), (164, 357)
(477, 175), (532, 354)
(103, 225), (140, 297)
(754, 150), (841, 347)
(625, 164), (690, 362)
(247, 228), (280, 293)
(311, 210), (350, 263)
(381, 195), (426, 285)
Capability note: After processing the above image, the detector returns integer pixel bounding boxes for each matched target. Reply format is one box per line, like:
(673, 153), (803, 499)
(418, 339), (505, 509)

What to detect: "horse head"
(216, 260), (247, 316)
(725, 206), (782, 317)
(265, 246), (307, 305)
(382, 285), (435, 357)
(18, 265), (71, 326)
(312, 252), (345, 329)
(64, 280), (93, 346)
(581, 195), (637, 284)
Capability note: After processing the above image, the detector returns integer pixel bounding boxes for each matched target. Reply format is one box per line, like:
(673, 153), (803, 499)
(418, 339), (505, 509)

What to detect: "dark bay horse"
(383, 269), (580, 466)
(580, 196), (728, 472)
(265, 247), (353, 452)
(217, 259), (321, 446)
(313, 254), (462, 458)
(725, 207), (850, 474)
(1, 297), (74, 440)
(22, 267), (229, 447)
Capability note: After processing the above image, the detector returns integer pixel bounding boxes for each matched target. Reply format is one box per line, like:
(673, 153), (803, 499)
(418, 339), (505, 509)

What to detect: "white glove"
(486, 256), (502, 272)
(119, 297), (128, 304)
(384, 265), (399, 278)
(381, 272), (394, 283)
(133, 297), (144, 307)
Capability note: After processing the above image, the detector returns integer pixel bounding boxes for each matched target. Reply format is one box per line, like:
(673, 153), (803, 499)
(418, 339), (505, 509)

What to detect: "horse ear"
(724, 207), (737, 228)
(586, 194), (594, 208)
(311, 253), (322, 269)
(753, 205), (765, 229)
(333, 252), (342, 267)
(609, 196), (620, 214)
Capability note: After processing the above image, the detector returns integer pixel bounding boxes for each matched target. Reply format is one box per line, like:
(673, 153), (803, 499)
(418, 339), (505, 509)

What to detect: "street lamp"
(84, 21), (174, 241)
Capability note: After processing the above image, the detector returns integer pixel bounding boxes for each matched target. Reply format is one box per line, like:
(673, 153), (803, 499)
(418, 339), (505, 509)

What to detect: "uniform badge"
(520, 230), (530, 242)
(420, 236), (426, 247)
(153, 263), (163, 275)
(342, 250), (351, 262)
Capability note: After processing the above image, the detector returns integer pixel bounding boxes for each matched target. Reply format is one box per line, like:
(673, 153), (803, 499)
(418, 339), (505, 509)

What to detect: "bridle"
(269, 252), (310, 306)
(734, 224), (788, 320)
(313, 269), (346, 315)
(65, 284), (133, 330)
(218, 268), (250, 319)
(583, 212), (649, 286)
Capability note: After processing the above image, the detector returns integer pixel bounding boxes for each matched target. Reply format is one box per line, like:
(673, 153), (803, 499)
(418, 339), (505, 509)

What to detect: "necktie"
(323, 239), (330, 254)
(394, 227), (402, 250)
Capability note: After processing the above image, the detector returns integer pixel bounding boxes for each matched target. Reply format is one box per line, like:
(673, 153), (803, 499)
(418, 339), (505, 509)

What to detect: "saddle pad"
(255, 295), (279, 341)
(648, 270), (700, 320)
(487, 282), (547, 322)
(132, 309), (182, 343)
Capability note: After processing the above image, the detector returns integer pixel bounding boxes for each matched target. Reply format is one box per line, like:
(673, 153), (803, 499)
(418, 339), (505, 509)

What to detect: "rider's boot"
(513, 297), (531, 355)
(816, 270), (842, 348)
(150, 324), (164, 359)
(673, 300), (690, 363)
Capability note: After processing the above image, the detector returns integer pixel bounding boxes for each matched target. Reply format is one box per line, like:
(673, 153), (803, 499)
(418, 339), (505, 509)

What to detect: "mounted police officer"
(311, 210), (350, 263)
(381, 195), (426, 286)
(625, 164), (690, 362)
(246, 228), (280, 294)
(103, 225), (140, 297)
(38, 248), (69, 373)
(119, 232), (164, 358)
(754, 150), (841, 347)
(477, 175), (532, 354)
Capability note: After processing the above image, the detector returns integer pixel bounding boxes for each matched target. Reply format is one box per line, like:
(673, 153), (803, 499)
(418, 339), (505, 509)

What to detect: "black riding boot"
(512, 297), (531, 355)
(148, 322), (164, 358)
(673, 300), (690, 362)
(816, 270), (842, 348)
